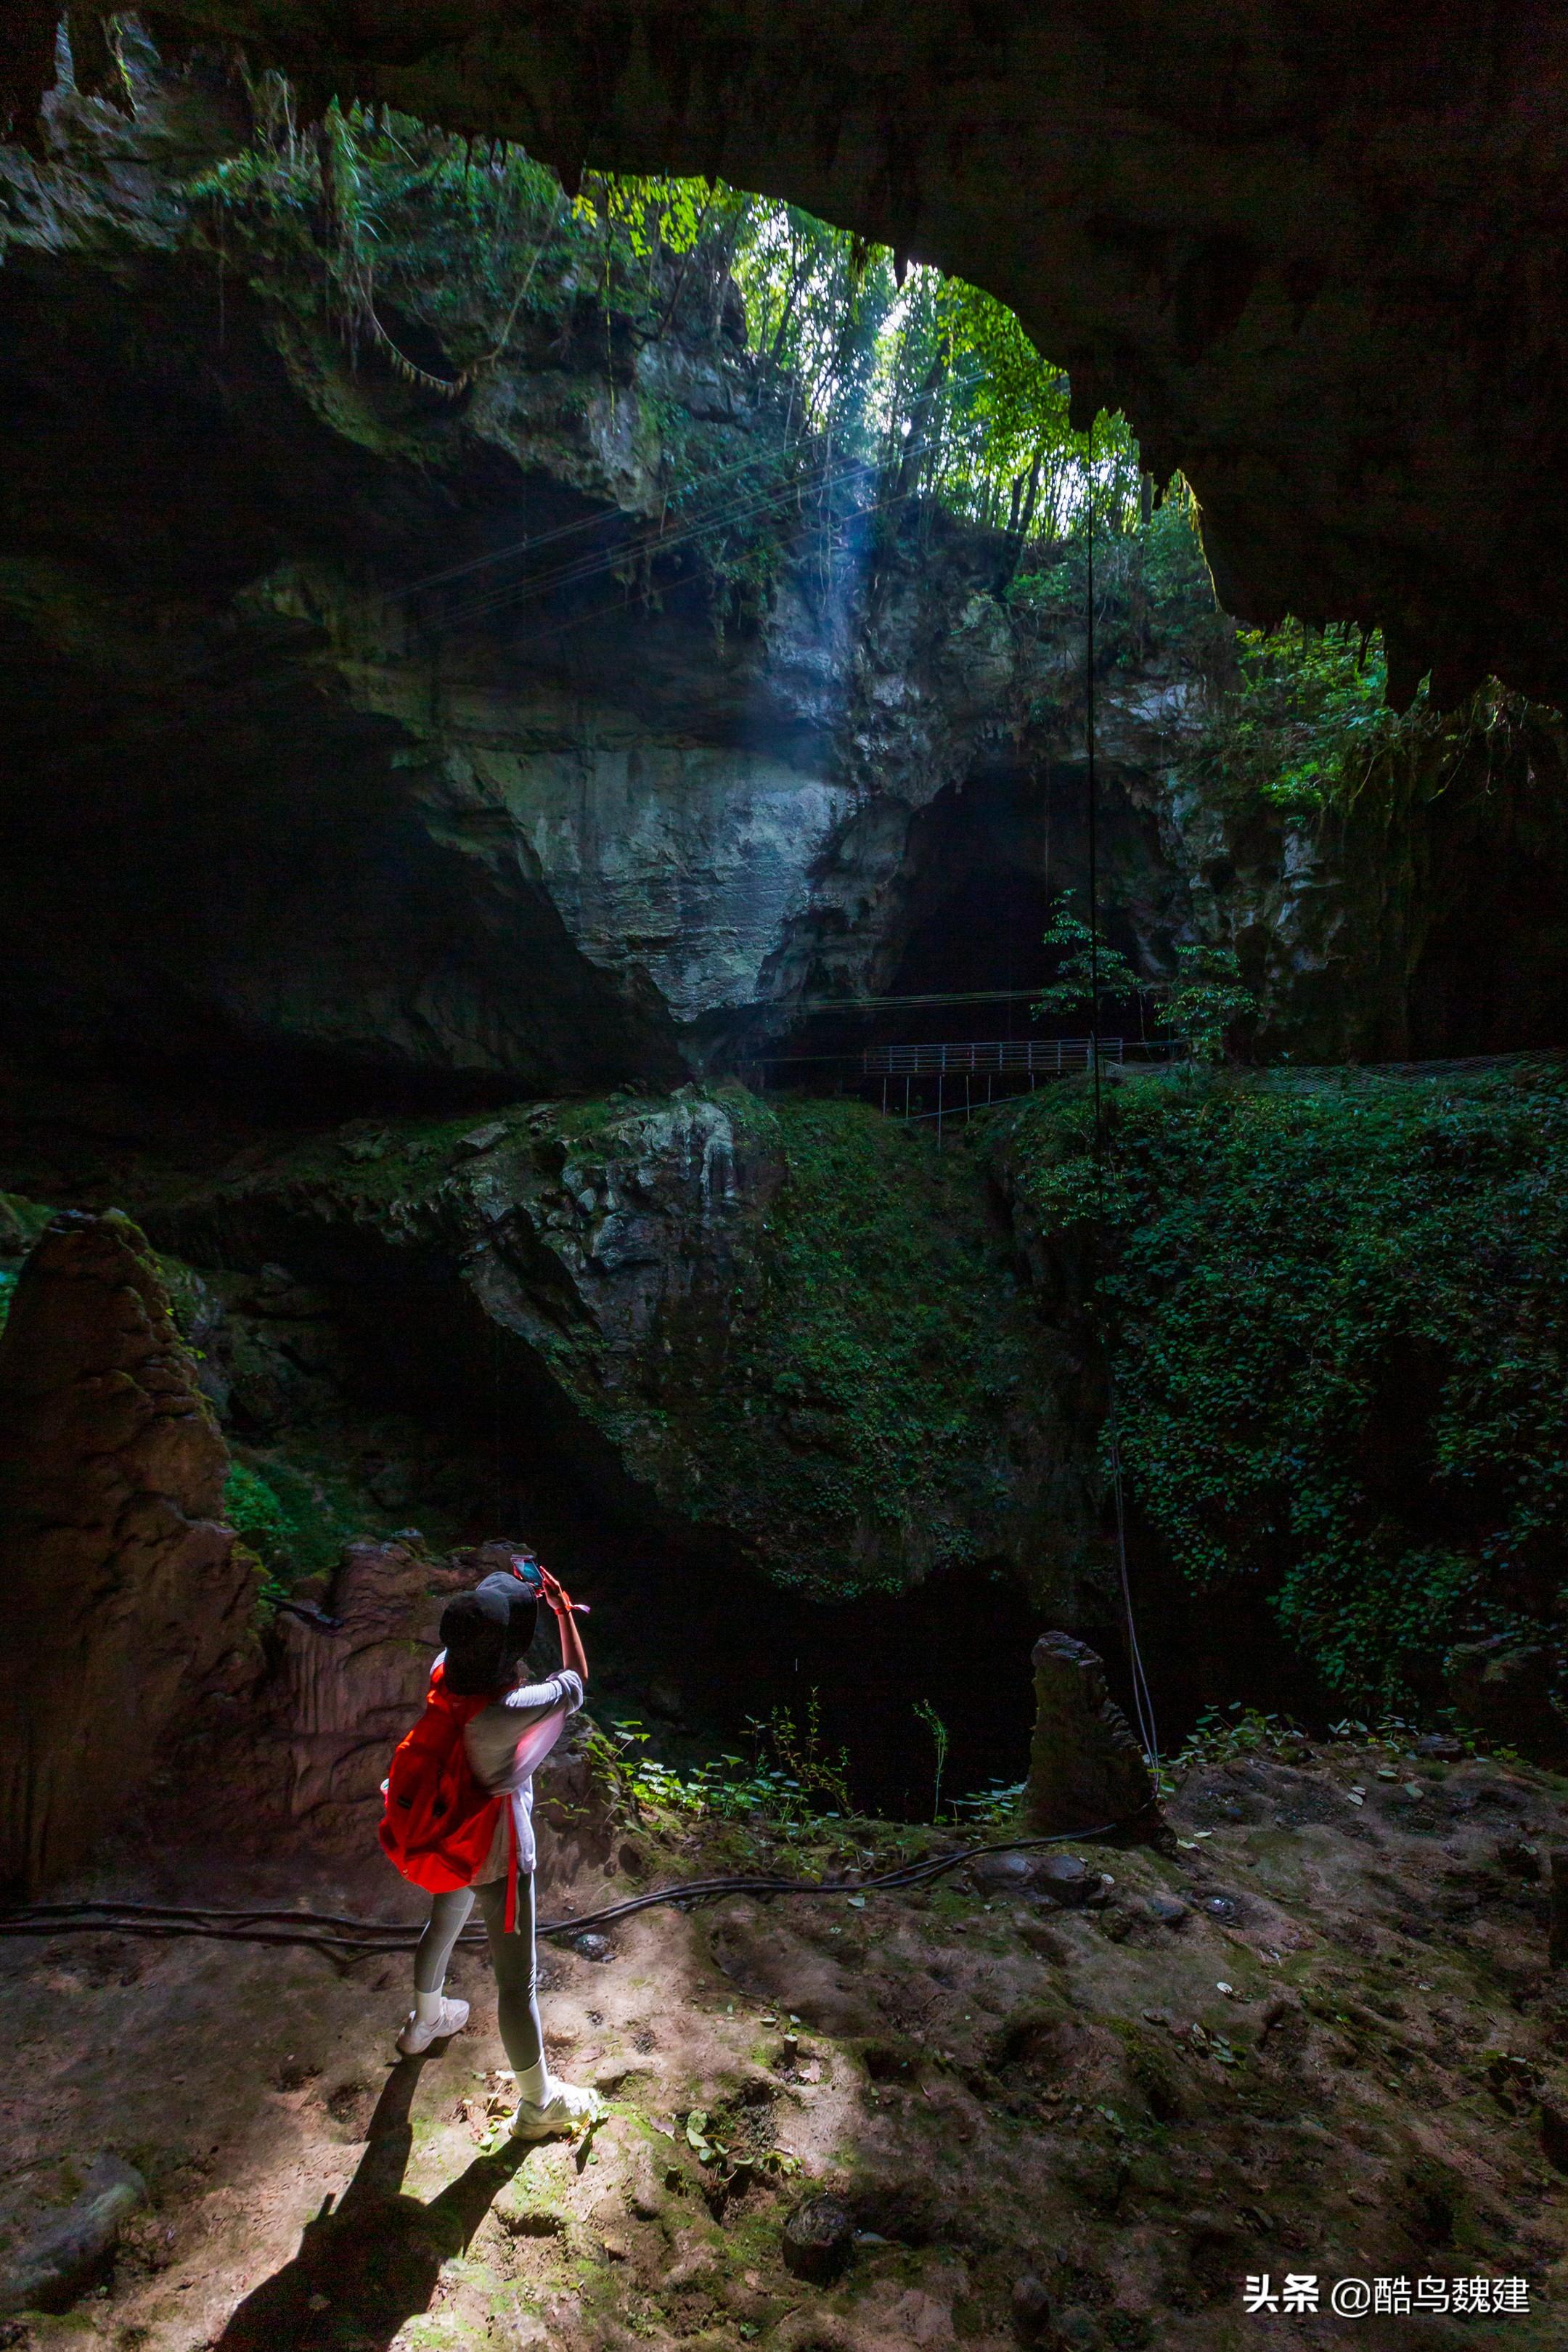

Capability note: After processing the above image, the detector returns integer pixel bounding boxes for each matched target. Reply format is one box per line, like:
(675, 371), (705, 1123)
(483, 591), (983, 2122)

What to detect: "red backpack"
(379, 1664), (501, 1895)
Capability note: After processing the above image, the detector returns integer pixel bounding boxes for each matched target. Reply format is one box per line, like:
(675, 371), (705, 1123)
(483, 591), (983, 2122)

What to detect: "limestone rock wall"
(0, 1211), (257, 1894)
(199, 1536), (612, 1886)
(147, 1086), (1094, 1609)
(0, 75), (1208, 1095)
(4, 57), (1561, 1097)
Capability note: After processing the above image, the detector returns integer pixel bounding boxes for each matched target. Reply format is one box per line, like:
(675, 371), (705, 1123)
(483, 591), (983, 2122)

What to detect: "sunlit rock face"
(0, 79), (1201, 1095)
(7, 1), (1565, 708)
(7, 43), (1563, 1095)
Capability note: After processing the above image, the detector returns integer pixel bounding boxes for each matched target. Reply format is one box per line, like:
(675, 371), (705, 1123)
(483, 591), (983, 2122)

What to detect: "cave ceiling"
(8, 2), (1568, 706)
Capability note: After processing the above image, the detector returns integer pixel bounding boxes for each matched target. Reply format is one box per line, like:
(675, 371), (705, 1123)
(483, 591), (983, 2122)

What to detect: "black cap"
(440, 1569), (538, 1694)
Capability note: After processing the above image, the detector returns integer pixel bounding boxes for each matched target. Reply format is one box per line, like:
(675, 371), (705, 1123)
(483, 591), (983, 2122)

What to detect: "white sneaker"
(396, 1996), (470, 2055)
(508, 2076), (604, 2141)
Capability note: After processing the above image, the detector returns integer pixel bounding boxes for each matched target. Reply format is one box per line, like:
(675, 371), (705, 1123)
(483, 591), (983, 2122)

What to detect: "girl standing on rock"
(385, 1554), (601, 2139)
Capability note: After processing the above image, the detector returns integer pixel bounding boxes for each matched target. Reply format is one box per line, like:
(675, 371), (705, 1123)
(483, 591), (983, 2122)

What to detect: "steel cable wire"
(1082, 440), (1159, 1781)
(44, 363), (994, 754)
(0, 1818), (1138, 1960)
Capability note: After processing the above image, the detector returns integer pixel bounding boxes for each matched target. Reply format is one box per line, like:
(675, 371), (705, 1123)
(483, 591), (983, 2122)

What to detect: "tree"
(1164, 943), (1257, 1063)
(1032, 894), (1144, 1023)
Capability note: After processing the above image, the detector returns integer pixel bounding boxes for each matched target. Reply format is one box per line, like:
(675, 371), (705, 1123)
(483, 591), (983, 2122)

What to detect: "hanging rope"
(1083, 438), (1159, 1779)
(345, 210), (557, 401)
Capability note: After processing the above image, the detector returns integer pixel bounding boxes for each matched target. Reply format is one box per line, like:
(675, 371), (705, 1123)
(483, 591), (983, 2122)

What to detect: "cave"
(3, 13), (1568, 2346)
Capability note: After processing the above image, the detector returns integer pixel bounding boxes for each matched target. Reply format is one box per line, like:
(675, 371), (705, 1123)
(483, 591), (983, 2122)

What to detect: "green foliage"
(1032, 891), (1143, 1022)
(223, 1454), (356, 1603)
(1161, 1702), (1312, 1797)
(1000, 1067), (1568, 1709)
(1164, 942), (1257, 1064)
(884, 272), (1140, 534)
(949, 1778), (1028, 1826)
(679, 2106), (799, 2187)
(1032, 900), (1255, 1061)
(912, 1699), (950, 1822)
(754, 1690), (855, 1817)
(687, 1101), (1037, 1596)
(1010, 491), (1231, 677)
(587, 1693), (852, 1827)
(1201, 621), (1409, 812)
(189, 81), (1143, 578)
(733, 204), (898, 449)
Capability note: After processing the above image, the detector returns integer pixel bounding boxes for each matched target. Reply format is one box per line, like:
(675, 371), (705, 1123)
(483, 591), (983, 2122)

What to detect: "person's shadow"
(215, 2056), (530, 2351)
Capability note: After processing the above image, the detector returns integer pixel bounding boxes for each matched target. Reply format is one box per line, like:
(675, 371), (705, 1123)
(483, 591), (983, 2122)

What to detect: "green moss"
(653, 1098), (1039, 1596)
(997, 1063), (1568, 1709)
(223, 1453), (361, 1598)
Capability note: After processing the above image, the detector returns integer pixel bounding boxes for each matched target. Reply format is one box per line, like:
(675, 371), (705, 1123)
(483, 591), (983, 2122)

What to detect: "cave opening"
(5, 28), (1568, 2327)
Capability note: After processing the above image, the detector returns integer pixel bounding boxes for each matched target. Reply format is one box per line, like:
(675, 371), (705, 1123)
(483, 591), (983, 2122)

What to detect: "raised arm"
(538, 1565), (588, 1689)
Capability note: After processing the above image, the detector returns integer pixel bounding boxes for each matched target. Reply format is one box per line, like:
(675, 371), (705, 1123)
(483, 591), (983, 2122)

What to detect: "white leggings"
(412, 1874), (543, 2073)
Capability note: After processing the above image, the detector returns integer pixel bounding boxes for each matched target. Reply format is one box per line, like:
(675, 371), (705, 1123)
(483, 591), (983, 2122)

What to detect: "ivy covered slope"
(154, 1090), (1086, 1603)
(993, 1064), (1568, 1751)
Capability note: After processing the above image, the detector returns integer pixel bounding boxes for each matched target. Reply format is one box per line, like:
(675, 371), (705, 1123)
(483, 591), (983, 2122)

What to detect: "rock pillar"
(1024, 1630), (1156, 1835)
(0, 1212), (256, 1895)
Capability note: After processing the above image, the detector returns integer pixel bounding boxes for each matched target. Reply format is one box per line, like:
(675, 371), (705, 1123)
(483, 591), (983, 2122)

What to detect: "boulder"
(1011, 2272), (1055, 2345)
(966, 1850), (1036, 1897)
(1034, 1853), (1098, 1907)
(781, 2194), (854, 2283)
(0, 2152), (146, 2316)
(1024, 1633), (1156, 1838)
(0, 1212), (256, 1895)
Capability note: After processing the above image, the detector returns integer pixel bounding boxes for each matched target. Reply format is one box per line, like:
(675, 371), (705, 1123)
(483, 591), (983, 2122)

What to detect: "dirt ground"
(1, 1739), (1567, 2352)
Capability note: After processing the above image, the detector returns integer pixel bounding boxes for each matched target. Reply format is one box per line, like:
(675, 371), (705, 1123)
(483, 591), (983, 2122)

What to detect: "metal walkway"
(860, 1035), (1119, 1077)
(740, 1034), (1183, 1139)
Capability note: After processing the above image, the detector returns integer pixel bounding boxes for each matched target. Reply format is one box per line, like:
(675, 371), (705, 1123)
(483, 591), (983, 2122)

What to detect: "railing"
(734, 1034), (1188, 1141)
(860, 1036), (1122, 1077)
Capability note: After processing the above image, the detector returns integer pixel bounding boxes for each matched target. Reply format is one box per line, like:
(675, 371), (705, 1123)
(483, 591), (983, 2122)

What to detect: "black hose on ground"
(0, 1821), (1138, 1960)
